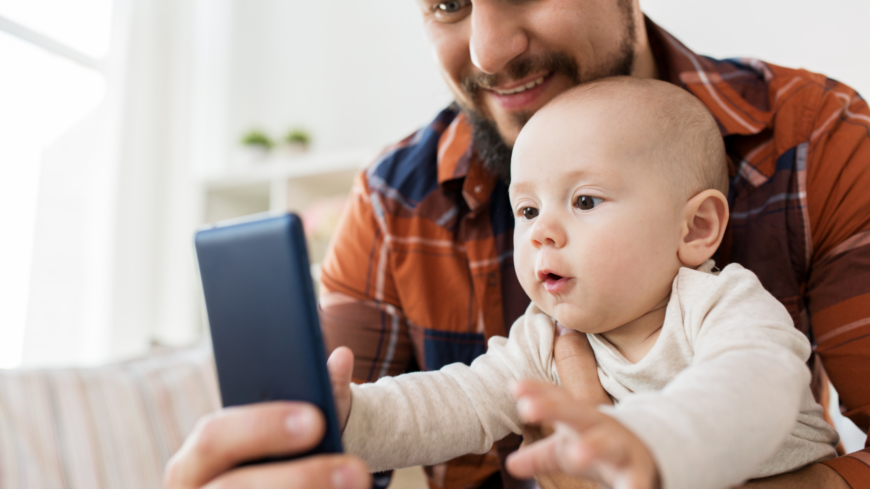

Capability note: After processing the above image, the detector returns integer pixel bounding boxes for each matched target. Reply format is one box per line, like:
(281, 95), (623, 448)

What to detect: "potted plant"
(239, 129), (274, 164)
(284, 128), (311, 154)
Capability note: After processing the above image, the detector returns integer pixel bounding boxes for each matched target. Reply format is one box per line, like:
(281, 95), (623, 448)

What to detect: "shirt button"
(474, 184), (483, 193)
(487, 273), (497, 287)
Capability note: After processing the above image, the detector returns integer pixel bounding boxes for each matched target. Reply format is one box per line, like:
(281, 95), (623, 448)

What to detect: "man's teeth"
(493, 75), (546, 95)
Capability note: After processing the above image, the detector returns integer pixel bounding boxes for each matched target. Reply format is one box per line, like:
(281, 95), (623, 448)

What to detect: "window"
(0, 1), (113, 368)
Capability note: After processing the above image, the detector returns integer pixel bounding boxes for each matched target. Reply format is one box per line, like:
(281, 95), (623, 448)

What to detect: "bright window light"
(0, 0), (114, 58)
(0, 31), (105, 369)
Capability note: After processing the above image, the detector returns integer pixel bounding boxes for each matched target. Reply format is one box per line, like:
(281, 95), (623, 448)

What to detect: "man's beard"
(459, 5), (637, 184)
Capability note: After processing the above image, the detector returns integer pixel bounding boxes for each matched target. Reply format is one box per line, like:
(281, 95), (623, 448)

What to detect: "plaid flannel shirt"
(320, 18), (870, 489)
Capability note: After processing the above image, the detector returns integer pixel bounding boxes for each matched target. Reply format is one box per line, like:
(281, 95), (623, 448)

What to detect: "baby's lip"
(536, 269), (566, 282)
(537, 269), (572, 294)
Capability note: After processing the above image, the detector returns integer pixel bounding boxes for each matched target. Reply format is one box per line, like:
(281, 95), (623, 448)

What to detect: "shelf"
(203, 148), (377, 190)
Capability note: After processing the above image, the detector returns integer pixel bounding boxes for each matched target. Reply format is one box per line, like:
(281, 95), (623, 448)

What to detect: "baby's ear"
(677, 189), (729, 267)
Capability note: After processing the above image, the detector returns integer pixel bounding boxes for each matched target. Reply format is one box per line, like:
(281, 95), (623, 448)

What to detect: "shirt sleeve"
(319, 171), (415, 383)
(804, 83), (870, 486)
(342, 305), (557, 472)
(602, 266), (825, 489)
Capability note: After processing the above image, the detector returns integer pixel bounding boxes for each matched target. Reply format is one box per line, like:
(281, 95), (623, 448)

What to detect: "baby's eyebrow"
(508, 181), (534, 196)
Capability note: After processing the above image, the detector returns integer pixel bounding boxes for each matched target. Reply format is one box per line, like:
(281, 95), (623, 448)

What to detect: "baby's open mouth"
(537, 270), (571, 293)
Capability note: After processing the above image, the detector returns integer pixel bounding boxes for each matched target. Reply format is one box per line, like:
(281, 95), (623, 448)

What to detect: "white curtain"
(2, 0), (232, 368)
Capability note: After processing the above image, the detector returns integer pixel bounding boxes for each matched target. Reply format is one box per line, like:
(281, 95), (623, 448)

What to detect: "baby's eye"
(521, 207), (539, 220)
(575, 195), (604, 211)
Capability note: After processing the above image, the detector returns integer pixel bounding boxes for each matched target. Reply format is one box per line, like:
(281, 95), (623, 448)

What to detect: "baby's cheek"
(512, 242), (538, 299)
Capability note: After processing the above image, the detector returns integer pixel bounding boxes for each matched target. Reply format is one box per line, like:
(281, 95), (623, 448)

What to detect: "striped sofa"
(0, 344), (220, 489)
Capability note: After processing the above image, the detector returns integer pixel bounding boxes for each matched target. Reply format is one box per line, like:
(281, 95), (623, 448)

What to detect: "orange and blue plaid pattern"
(320, 18), (870, 489)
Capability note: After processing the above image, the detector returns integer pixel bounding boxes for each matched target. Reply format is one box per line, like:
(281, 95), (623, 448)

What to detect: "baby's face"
(509, 104), (686, 334)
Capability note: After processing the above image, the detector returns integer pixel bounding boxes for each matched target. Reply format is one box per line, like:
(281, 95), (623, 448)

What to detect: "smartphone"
(194, 212), (342, 459)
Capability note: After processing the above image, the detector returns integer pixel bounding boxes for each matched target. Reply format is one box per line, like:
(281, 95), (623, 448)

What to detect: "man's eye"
(437, 1), (464, 12)
(575, 195), (604, 211)
(522, 207), (539, 220)
(431, 0), (470, 21)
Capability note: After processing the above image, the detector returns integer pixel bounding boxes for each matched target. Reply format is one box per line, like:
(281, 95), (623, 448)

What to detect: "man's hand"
(553, 329), (612, 406)
(327, 346), (354, 431)
(736, 463), (851, 489)
(164, 401), (370, 489)
(506, 381), (660, 489)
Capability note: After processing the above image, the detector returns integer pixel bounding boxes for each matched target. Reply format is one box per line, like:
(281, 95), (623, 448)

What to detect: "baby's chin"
(548, 306), (611, 335)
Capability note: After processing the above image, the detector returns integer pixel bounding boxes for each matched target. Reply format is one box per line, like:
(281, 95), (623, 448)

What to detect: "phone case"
(195, 212), (342, 459)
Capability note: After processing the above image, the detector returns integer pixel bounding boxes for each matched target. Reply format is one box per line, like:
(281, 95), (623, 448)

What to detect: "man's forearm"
(740, 463), (850, 489)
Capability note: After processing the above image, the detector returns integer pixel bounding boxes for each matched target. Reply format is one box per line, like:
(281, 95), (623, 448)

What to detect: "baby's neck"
(600, 297), (669, 364)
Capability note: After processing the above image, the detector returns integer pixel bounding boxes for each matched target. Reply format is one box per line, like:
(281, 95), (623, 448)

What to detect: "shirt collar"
(436, 111), (498, 211)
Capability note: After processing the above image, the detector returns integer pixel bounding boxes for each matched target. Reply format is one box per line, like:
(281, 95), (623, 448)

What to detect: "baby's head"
(509, 77), (729, 334)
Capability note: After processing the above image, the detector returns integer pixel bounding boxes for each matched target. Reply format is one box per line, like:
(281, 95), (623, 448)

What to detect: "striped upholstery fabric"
(0, 344), (219, 489)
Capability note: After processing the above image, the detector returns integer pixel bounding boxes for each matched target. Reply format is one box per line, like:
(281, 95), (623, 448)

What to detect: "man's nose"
(530, 215), (567, 249)
(469, 1), (529, 75)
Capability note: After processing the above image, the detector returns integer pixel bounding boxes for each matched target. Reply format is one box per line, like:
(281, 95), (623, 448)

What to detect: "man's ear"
(677, 189), (729, 268)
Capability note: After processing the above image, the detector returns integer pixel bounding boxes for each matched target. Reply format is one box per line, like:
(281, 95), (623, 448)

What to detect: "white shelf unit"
(202, 148), (375, 224)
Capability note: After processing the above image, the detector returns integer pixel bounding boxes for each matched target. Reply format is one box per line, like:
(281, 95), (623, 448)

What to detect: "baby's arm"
(337, 306), (559, 472)
(506, 266), (821, 489)
(603, 266), (820, 489)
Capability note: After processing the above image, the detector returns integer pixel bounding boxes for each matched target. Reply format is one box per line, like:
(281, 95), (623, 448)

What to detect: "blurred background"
(0, 0), (867, 485)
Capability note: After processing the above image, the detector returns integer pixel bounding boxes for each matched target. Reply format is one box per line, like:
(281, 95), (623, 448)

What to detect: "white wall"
(642, 0), (870, 97)
(227, 0), (453, 160)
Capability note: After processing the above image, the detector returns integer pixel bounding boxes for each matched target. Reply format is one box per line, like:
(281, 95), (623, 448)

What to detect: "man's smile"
(490, 73), (549, 95)
(486, 72), (556, 111)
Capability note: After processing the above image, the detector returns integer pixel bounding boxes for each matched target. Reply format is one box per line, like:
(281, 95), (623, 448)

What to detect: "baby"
(330, 77), (839, 489)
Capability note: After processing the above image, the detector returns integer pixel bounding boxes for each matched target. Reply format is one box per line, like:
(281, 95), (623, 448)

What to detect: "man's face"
(416, 0), (638, 180)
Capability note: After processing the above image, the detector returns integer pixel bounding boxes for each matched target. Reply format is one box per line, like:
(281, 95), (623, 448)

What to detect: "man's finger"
(202, 454), (371, 489)
(553, 331), (596, 398)
(165, 402), (325, 488)
(327, 347), (354, 386)
(327, 346), (354, 428)
(513, 380), (604, 431)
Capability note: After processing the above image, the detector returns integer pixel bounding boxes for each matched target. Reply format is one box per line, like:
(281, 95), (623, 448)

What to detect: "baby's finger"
(505, 433), (567, 478)
(580, 424), (631, 468)
(584, 424), (659, 489)
(514, 381), (603, 431)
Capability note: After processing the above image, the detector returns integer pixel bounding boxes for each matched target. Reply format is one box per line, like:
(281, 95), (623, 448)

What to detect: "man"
(166, 1), (870, 488)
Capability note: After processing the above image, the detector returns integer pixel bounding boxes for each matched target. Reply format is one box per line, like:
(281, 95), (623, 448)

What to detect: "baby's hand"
(326, 346), (354, 432)
(507, 381), (660, 489)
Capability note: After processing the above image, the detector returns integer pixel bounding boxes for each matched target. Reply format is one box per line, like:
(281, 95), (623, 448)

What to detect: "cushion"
(0, 344), (219, 489)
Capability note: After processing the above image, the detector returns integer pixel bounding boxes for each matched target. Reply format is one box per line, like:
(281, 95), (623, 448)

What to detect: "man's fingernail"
(332, 464), (363, 489)
(285, 408), (316, 436)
